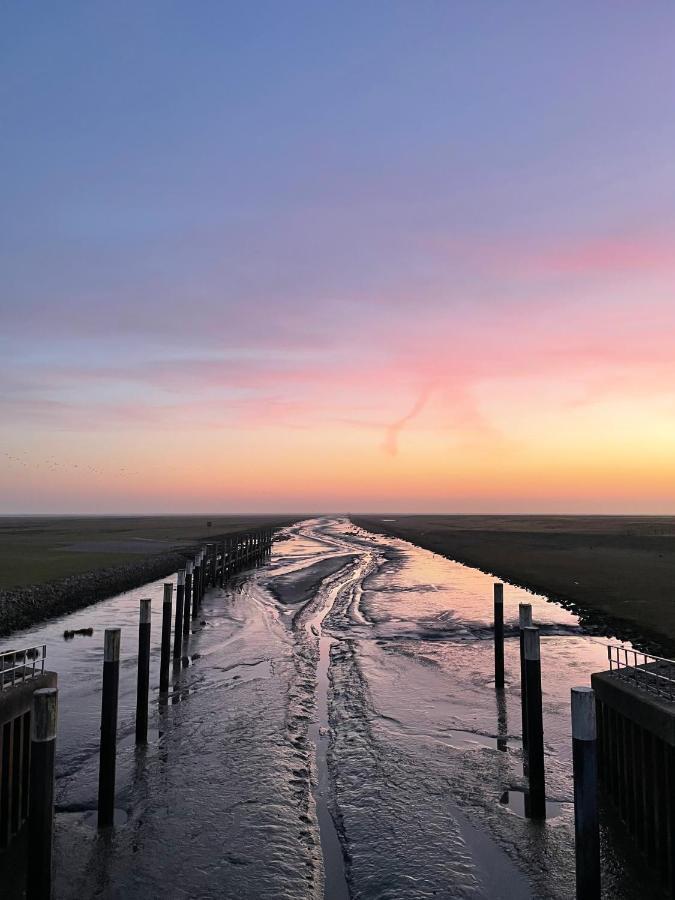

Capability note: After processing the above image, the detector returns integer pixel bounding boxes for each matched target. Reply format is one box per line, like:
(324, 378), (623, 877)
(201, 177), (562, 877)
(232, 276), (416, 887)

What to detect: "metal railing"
(0, 645), (47, 690)
(607, 644), (675, 702)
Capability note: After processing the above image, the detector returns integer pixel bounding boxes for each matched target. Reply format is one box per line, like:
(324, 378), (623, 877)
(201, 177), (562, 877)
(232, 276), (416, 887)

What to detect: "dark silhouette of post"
(173, 570), (185, 661)
(523, 626), (546, 818)
(98, 628), (120, 827)
(192, 555), (201, 614)
(135, 598), (151, 744)
(27, 687), (58, 900)
(494, 583), (504, 689)
(193, 551), (202, 617)
(183, 562), (193, 635)
(160, 583), (173, 693)
(572, 686), (600, 898)
(519, 602), (533, 756)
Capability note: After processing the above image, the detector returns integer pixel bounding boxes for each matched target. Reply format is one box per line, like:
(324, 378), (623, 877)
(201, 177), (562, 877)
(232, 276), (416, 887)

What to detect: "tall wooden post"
(494, 583), (504, 690)
(27, 687), (58, 900)
(572, 687), (600, 898)
(519, 602), (533, 756)
(98, 628), (120, 827)
(183, 562), (193, 636)
(192, 555), (201, 613)
(524, 626), (546, 818)
(173, 570), (185, 661)
(160, 583), (173, 693)
(193, 551), (203, 616)
(135, 598), (151, 744)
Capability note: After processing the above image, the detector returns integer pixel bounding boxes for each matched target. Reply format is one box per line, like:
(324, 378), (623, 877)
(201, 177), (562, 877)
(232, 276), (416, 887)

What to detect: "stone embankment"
(0, 549), (190, 637)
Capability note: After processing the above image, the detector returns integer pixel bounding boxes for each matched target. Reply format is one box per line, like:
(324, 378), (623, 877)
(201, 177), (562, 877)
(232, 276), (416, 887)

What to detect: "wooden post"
(519, 602), (533, 756)
(193, 551), (203, 616)
(192, 555), (201, 612)
(27, 688), (58, 900)
(135, 598), (151, 745)
(160, 583), (173, 693)
(208, 543), (215, 586)
(173, 571), (185, 661)
(183, 563), (193, 635)
(98, 628), (120, 827)
(494, 583), (504, 690)
(571, 686), (600, 898)
(523, 626), (546, 818)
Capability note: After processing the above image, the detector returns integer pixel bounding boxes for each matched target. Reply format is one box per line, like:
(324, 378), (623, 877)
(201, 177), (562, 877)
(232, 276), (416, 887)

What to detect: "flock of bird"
(2, 452), (138, 477)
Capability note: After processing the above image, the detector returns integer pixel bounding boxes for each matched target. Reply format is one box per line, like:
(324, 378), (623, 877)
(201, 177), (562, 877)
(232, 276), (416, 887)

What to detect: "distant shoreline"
(351, 515), (675, 658)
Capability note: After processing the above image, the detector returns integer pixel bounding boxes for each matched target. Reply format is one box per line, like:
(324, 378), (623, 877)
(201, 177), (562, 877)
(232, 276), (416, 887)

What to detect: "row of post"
(26, 527), (274, 898)
(493, 583), (600, 898)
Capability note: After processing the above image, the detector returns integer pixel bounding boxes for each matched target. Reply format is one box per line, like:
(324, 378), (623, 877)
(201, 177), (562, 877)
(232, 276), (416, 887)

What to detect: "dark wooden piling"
(219, 541), (225, 586)
(98, 628), (120, 827)
(192, 555), (201, 614)
(207, 543), (215, 586)
(523, 626), (546, 818)
(26, 687), (58, 900)
(160, 583), (173, 693)
(519, 602), (533, 756)
(194, 551), (203, 615)
(173, 570), (185, 662)
(571, 686), (600, 898)
(494, 583), (504, 690)
(183, 563), (193, 636)
(135, 598), (151, 745)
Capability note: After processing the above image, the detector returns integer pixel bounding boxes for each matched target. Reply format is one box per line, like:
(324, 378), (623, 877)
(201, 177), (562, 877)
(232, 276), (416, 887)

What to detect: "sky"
(2, 2), (675, 514)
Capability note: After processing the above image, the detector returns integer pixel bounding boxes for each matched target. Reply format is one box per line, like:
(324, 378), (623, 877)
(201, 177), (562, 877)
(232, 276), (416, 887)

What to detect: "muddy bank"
(352, 515), (675, 657)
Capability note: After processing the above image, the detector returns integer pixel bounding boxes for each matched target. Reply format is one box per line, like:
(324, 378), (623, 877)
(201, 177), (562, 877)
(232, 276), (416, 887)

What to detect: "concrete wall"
(592, 669), (675, 893)
(0, 671), (57, 850)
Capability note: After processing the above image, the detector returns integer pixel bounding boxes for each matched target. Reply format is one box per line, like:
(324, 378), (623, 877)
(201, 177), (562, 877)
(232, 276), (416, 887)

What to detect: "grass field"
(352, 515), (675, 655)
(0, 515), (300, 589)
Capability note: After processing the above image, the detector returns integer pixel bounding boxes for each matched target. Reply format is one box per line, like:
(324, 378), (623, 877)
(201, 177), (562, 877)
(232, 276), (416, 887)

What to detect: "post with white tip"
(98, 628), (120, 827)
(571, 686), (600, 898)
(183, 562), (193, 636)
(173, 570), (185, 662)
(519, 602), (533, 757)
(193, 554), (201, 611)
(27, 687), (58, 900)
(494, 583), (504, 690)
(160, 583), (173, 693)
(135, 598), (151, 744)
(524, 626), (546, 818)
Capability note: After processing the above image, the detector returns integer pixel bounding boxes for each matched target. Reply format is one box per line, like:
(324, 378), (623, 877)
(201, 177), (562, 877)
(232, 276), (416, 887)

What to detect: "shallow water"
(2, 517), (660, 898)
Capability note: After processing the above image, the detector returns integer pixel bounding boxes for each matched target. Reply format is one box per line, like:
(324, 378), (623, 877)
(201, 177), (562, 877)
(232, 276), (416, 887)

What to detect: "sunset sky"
(2, 3), (675, 513)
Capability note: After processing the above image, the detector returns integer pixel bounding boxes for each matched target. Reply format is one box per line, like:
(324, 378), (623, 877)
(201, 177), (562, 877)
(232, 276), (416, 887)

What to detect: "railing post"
(160, 583), (173, 693)
(571, 686), (600, 898)
(519, 602), (533, 757)
(135, 598), (151, 745)
(27, 687), (58, 900)
(494, 583), (504, 690)
(523, 626), (546, 818)
(98, 628), (120, 827)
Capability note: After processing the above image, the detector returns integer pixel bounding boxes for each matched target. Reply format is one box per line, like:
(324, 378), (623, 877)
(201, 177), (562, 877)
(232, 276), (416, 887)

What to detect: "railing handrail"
(605, 642), (675, 702)
(0, 644), (47, 691)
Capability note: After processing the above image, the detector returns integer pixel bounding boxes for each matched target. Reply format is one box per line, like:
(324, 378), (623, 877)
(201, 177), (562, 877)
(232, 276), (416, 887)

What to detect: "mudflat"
(352, 515), (675, 655)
